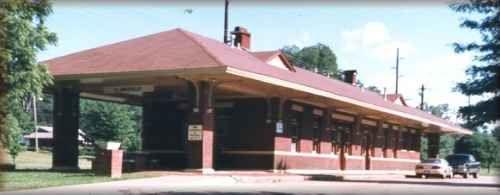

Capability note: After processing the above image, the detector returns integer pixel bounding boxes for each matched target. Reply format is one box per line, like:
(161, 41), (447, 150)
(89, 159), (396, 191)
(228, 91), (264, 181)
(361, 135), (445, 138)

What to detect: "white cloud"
(341, 22), (415, 63)
(287, 31), (312, 48)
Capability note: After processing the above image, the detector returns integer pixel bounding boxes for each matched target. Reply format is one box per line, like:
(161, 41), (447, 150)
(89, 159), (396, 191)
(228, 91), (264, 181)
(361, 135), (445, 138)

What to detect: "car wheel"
(416, 174), (423, 178)
(473, 173), (479, 179)
(463, 173), (468, 179)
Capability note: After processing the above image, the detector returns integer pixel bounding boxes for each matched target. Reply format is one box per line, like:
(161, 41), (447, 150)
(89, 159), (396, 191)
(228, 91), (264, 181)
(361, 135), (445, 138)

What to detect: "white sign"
(276, 121), (284, 134)
(188, 124), (203, 141)
(103, 85), (154, 96)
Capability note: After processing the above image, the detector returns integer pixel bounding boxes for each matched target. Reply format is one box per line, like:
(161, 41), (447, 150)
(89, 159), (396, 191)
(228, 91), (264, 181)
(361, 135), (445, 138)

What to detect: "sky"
(39, 0), (483, 124)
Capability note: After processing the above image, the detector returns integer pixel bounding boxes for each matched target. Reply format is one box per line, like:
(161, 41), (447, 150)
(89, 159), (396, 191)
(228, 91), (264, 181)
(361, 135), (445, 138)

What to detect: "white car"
(415, 159), (453, 179)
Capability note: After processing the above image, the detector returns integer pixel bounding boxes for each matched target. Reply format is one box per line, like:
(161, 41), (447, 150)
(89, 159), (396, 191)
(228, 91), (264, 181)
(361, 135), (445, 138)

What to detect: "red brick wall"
(345, 157), (365, 170)
(274, 154), (340, 170)
(371, 159), (418, 170)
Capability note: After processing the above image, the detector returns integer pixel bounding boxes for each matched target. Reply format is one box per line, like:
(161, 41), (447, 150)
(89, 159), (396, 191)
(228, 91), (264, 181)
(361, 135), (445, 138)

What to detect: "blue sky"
(39, 1), (482, 123)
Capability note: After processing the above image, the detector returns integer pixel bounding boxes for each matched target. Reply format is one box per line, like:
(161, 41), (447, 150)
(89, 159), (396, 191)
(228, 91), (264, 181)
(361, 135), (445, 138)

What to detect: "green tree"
(366, 86), (382, 95)
(1, 0), (57, 148)
(451, 0), (499, 129)
(80, 99), (141, 151)
(3, 114), (26, 167)
(421, 103), (455, 159)
(455, 132), (500, 173)
(282, 43), (339, 78)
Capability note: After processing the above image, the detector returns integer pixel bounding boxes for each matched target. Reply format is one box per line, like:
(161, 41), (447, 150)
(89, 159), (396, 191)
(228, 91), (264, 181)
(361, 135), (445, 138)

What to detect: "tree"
(480, 135), (499, 173)
(80, 99), (141, 151)
(421, 103), (455, 159)
(451, 0), (499, 129)
(366, 86), (382, 95)
(2, 114), (26, 167)
(0, 0), (57, 152)
(455, 132), (500, 173)
(282, 43), (339, 78)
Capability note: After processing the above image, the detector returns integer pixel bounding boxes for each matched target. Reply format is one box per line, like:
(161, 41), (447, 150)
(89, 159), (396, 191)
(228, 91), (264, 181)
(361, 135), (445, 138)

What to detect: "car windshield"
(446, 155), (469, 163)
(422, 159), (440, 164)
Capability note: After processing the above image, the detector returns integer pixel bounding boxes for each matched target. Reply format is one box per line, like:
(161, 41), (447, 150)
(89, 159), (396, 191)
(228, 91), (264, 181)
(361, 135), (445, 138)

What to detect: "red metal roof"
(386, 94), (408, 106)
(44, 28), (470, 134)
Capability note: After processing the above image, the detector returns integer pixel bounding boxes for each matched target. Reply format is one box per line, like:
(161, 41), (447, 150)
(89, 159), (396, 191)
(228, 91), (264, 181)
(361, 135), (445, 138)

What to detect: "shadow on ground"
(135, 192), (316, 195)
(302, 174), (500, 188)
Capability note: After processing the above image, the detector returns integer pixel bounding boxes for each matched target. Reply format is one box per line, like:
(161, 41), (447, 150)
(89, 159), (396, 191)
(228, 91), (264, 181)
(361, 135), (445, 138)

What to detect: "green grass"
(479, 167), (499, 176)
(1, 150), (162, 192)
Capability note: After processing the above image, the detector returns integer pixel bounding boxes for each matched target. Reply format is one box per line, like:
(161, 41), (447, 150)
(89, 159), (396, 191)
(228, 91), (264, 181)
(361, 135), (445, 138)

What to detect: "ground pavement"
(2, 171), (499, 195)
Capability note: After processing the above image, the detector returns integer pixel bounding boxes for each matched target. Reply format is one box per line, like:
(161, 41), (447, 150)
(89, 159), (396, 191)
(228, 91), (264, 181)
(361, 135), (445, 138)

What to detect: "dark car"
(445, 154), (480, 178)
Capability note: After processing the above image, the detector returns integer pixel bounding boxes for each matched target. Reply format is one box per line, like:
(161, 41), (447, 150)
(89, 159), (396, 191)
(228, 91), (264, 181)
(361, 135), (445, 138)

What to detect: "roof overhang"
(224, 66), (472, 135)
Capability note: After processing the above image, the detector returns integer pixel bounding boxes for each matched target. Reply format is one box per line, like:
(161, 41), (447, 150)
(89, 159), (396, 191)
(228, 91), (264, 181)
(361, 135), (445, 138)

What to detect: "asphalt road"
(2, 174), (499, 195)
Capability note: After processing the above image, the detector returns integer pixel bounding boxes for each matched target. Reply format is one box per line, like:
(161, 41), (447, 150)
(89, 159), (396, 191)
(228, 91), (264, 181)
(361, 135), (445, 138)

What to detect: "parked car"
(415, 159), (453, 179)
(445, 154), (480, 178)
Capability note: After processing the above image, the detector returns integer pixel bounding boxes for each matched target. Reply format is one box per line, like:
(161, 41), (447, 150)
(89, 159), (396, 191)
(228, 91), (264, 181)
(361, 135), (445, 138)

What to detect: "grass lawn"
(1, 150), (162, 192)
(479, 167), (499, 176)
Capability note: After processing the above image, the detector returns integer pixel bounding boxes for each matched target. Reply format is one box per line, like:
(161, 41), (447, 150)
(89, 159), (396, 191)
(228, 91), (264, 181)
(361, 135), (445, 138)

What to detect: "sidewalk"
(0, 170), (414, 195)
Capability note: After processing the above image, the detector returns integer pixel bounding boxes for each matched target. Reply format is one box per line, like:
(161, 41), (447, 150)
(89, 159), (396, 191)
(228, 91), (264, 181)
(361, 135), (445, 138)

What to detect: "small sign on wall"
(188, 124), (203, 141)
(276, 121), (284, 134)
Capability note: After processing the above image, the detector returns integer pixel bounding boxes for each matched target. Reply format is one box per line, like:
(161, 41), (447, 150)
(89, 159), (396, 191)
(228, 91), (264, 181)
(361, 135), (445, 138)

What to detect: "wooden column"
(52, 81), (80, 170)
(185, 81), (215, 173)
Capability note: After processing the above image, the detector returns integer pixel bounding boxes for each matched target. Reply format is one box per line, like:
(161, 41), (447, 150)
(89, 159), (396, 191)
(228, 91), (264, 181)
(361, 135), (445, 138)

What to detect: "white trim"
(332, 113), (355, 122)
(222, 150), (339, 159)
(362, 119), (377, 126)
(371, 157), (420, 163)
(346, 155), (365, 160)
(291, 104), (304, 112)
(225, 67), (471, 135)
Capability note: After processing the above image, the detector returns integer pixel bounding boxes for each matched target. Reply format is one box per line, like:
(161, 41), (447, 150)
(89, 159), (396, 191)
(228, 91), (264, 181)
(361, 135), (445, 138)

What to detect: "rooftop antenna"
(223, 0), (230, 45)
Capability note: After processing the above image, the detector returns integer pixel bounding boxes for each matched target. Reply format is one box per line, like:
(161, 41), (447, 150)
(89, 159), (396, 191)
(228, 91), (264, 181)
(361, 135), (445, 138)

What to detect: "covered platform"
(43, 28), (471, 173)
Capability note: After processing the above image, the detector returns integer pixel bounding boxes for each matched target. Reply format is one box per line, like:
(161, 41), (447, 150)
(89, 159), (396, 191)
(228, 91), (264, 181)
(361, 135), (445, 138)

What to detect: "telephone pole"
(395, 48), (400, 95)
(33, 95), (39, 152)
(419, 84), (425, 111)
(223, 0), (230, 45)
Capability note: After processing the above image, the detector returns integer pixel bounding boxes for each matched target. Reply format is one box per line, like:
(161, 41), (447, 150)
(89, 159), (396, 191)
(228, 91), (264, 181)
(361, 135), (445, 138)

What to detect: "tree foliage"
(0, 0), (57, 152)
(450, 0), (499, 129)
(2, 114), (26, 167)
(421, 103), (455, 159)
(282, 43), (340, 78)
(455, 132), (500, 172)
(80, 99), (142, 151)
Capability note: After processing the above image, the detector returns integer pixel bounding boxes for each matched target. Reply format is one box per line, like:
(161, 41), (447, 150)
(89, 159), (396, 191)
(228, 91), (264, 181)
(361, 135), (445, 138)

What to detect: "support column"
(52, 81), (80, 170)
(427, 133), (440, 159)
(185, 81), (215, 173)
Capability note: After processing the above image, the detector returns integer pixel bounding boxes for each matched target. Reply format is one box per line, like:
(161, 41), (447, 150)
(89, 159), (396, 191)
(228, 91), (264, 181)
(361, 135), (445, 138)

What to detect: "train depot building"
(44, 27), (471, 173)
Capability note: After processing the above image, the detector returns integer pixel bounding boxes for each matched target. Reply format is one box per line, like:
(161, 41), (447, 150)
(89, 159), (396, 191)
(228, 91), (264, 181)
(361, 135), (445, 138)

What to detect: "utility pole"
(419, 84), (425, 111)
(32, 95), (39, 152)
(395, 48), (400, 95)
(223, 0), (230, 45)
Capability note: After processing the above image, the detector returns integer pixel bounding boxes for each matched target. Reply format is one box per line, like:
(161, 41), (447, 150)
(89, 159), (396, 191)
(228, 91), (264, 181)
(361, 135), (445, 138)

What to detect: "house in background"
(23, 126), (89, 149)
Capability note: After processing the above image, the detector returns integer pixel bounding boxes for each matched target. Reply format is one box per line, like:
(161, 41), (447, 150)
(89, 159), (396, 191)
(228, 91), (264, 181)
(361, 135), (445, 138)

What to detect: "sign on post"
(188, 124), (203, 141)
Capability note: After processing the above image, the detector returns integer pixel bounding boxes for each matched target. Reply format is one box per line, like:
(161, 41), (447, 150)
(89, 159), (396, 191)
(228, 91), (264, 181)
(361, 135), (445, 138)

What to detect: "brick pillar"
(185, 81), (214, 173)
(52, 81), (80, 170)
(94, 149), (123, 178)
(427, 133), (440, 159)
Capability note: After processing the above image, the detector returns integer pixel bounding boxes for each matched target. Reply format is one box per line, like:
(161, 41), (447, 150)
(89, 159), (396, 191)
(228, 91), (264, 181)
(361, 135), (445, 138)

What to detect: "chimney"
(232, 26), (251, 50)
(343, 70), (357, 85)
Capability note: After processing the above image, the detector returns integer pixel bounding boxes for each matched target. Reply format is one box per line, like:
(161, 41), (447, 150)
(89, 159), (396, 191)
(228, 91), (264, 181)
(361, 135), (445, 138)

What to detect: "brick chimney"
(232, 26), (251, 50)
(343, 70), (357, 85)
